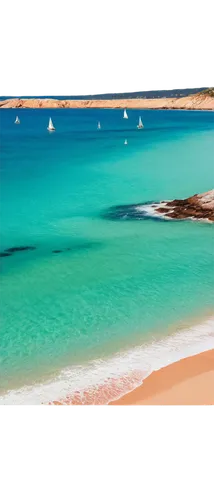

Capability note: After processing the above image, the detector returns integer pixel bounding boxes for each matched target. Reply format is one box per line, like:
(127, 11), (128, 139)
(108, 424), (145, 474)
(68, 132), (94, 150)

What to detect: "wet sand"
(1, 93), (214, 110)
(109, 349), (214, 405)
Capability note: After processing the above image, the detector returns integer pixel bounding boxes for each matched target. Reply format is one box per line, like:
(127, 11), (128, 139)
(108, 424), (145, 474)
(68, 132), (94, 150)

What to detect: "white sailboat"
(123, 109), (128, 119)
(14, 116), (20, 124)
(97, 121), (101, 129)
(124, 139), (128, 145)
(137, 116), (144, 129)
(47, 117), (55, 131)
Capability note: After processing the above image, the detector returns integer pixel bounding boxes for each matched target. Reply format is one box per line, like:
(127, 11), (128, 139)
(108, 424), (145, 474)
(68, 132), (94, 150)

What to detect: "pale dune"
(109, 349), (214, 405)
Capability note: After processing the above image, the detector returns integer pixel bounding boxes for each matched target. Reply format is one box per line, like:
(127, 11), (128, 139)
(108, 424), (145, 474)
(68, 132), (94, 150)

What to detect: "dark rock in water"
(156, 207), (171, 214)
(5, 245), (36, 253)
(52, 250), (63, 254)
(0, 252), (12, 257)
(102, 190), (214, 223)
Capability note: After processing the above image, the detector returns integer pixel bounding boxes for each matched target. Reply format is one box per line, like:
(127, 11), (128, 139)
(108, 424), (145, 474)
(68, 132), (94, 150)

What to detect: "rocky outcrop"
(102, 190), (214, 223)
(156, 190), (214, 221)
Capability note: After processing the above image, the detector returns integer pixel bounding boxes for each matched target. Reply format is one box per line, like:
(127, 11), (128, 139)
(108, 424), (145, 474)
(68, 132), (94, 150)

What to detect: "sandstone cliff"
(0, 90), (214, 110)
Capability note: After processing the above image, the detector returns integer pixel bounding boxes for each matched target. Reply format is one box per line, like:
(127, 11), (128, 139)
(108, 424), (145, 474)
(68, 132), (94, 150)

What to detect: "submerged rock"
(0, 252), (12, 257)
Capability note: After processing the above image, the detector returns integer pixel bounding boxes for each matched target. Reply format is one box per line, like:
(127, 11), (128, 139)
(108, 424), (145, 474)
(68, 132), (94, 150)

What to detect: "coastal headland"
(154, 190), (214, 221)
(103, 190), (214, 223)
(0, 89), (214, 110)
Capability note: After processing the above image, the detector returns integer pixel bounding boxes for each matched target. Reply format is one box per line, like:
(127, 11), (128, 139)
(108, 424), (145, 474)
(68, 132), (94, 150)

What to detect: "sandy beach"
(109, 349), (214, 405)
(0, 91), (214, 110)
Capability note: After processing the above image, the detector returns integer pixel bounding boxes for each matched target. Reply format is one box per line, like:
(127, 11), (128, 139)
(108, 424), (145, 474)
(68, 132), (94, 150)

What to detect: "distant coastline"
(0, 88), (214, 110)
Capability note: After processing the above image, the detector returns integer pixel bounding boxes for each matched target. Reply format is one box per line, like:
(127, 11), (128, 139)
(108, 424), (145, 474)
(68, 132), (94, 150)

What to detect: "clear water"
(0, 108), (214, 401)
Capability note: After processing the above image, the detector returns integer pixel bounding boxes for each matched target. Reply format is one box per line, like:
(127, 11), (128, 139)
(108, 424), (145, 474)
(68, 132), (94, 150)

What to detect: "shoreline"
(0, 94), (214, 110)
(0, 315), (213, 404)
(109, 349), (214, 405)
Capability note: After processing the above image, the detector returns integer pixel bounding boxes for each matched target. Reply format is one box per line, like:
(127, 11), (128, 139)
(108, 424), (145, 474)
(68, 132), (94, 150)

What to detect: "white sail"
(47, 117), (55, 131)
(15, 116), (20, 124)
(137, 116), (144, 129)
(97, 121), (101, 129)
(123, 109), (128, 119)
(124, 139), (128, 145)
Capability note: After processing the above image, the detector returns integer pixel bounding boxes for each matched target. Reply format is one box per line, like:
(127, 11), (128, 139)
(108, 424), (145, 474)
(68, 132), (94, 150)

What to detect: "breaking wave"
(0, 317), (214, 405)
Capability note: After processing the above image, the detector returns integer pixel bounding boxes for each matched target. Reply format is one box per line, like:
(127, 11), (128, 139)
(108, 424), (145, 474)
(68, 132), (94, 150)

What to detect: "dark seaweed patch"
(0, 252), (12, 257)
(52, 242), (101, 255)
(70, 242), (100, 252)
(5, 246), (36, 253)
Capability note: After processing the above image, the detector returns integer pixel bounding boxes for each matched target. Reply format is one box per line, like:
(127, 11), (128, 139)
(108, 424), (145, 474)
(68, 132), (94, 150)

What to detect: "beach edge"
(109, 349), (214, 405)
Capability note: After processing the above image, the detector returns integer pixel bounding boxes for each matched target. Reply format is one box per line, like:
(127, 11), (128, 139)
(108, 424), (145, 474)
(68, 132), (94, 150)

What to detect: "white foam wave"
(135, 202), (170, 219)
(0, 317), (214, 404)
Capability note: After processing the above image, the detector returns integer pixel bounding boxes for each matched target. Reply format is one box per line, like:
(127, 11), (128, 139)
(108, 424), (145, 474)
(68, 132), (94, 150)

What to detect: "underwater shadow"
(0, 240), (102, 259)
(101, 201), (168, 222)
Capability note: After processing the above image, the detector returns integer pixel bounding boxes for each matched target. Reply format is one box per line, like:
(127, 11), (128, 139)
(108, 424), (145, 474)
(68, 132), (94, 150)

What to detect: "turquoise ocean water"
(0, 108), (214, 403)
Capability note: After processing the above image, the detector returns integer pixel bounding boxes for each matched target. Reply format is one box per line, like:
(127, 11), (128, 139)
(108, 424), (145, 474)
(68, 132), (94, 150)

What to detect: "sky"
(0, 78), (214, 94)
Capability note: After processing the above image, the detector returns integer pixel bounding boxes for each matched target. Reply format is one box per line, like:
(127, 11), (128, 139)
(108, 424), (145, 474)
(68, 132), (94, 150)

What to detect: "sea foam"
(135, 202), (170, 219)
(0, 317), (214, 405)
